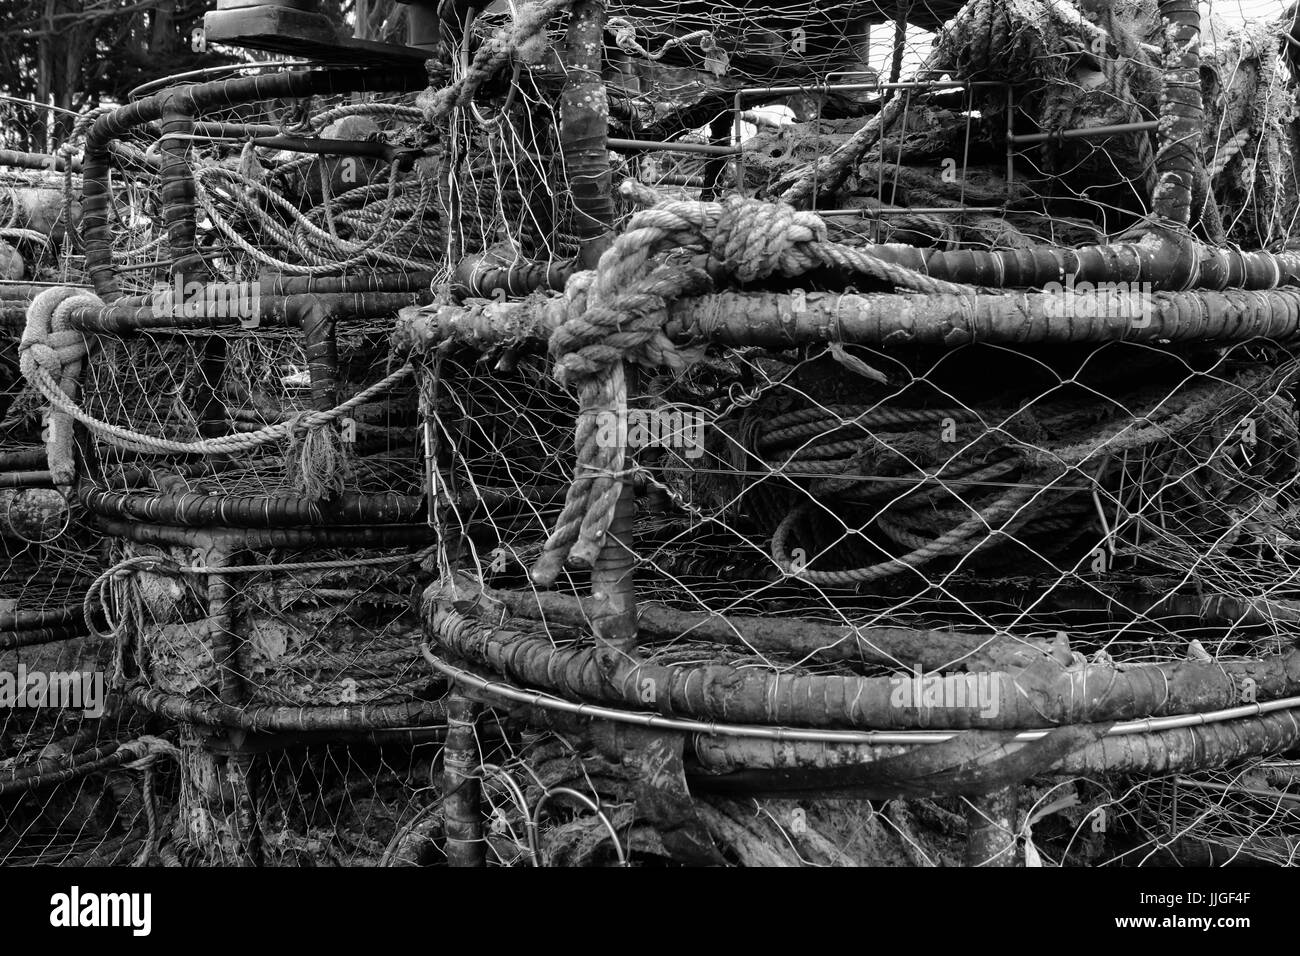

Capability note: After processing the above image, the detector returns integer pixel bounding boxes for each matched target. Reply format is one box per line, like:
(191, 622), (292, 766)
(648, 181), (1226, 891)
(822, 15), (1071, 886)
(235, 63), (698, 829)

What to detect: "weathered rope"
(1207, 128), (1251, 181)
(194, 162), (438, 274)
(19, 285), (103, 485)
(312, 102), (424, 128)
(44, 362), (410, 455)
(19, 292), (414, 457)
(606, 17), (713, 61)
(530, 183), (977, 585)
(770, 486), (1038, 587)
(417, 0), (573, 126)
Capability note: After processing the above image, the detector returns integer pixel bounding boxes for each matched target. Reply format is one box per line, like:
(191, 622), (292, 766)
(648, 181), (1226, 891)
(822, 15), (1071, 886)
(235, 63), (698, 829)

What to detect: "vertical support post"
(887, 12), (906, 86)
(965, 788), (1020, 867)
(1152, 0), (1202, 230)
(158, 87), (227, 441)
(1005, 84), (1015, 193)
(561, 0), (615, 268)
(178, 546), (260, 865)
(297, 295), (340, 413)
(443, 692), (485, 866)
(206, 549), (244, 709)
(560, 0), (636, 653)
(177, 725), (259, 866)
(590, 457), (638, 652)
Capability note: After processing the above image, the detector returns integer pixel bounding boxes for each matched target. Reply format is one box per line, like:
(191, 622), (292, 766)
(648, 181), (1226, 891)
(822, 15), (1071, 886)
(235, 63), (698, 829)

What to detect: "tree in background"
(0, 0), (404, 152)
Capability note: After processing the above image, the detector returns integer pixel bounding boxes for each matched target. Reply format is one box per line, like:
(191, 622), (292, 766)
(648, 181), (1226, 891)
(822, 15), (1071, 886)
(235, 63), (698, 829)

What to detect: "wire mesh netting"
(4, 0), (1300, 868)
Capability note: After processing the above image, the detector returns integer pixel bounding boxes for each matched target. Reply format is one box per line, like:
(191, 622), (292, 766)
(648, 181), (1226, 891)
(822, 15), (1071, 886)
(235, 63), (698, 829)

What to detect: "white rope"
(26, 347), (412, 456)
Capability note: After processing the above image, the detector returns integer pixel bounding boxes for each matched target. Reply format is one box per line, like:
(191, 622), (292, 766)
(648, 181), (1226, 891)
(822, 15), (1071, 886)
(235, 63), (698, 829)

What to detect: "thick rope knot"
(21, 286), (103, 487)
(544, 189), (716, 392)
(21, 341), (61, 378)
(710, 196), (826, 282)
(531, 181), (978, 588)
(531, 188), (718, 585)
(20, 287), (100, 381)
(550, 265), (709, 389)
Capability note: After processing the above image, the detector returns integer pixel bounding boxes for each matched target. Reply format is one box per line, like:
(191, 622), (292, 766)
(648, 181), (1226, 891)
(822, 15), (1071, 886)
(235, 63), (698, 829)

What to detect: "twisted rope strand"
(531, 183), (979, 584)
(19, 290), (414, 458)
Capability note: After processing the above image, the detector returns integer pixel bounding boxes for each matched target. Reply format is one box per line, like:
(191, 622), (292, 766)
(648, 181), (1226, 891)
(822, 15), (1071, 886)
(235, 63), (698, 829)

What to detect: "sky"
(859, 0), (1294, 75)
(1206, 0), (1289, 23)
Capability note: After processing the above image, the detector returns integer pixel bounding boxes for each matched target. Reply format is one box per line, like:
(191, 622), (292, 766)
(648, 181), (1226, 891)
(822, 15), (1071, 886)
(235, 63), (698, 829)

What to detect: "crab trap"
(3, 0), (1300, 866)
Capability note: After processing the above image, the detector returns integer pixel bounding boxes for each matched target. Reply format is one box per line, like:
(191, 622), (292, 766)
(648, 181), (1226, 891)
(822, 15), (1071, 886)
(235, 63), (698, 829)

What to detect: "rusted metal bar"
(1009, 119), (1158, 145)
(815, 206), (1004, 216)
(607, 137), (738, 156)
(0, 470), (54, 488)
(251, 134), (422, 168)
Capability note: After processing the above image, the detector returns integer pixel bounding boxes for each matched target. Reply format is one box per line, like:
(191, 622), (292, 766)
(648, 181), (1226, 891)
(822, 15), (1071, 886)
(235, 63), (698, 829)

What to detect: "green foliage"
(0, 0), (234, 151)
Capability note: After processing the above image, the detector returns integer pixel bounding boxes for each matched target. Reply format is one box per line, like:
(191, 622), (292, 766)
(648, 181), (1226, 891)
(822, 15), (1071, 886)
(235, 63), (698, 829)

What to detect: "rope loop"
(20, 286), (104, 485)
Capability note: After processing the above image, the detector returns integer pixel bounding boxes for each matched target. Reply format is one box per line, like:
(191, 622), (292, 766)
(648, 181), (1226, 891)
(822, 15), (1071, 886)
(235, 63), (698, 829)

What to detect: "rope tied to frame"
(21, 301), (413, 459)
(531, 182), (977, 585)
(22, 285), (413, 497)
(531, 185), (720, 584)
(20, 285), (103, 486)
(417, 0), (574, 126)
(84, 554), (174, 687)
(709, 195), (827, 281)
(284, 407), (356, 501)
